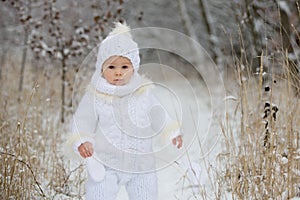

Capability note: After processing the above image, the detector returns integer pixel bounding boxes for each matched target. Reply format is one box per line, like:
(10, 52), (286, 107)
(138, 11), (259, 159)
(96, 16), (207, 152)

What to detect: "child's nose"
(115, 69), (122, 76)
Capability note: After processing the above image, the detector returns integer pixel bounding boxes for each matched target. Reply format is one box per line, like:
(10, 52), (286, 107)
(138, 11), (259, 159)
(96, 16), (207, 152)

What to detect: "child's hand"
(172, 135), (183, 149)
(78, 142), (94, 158)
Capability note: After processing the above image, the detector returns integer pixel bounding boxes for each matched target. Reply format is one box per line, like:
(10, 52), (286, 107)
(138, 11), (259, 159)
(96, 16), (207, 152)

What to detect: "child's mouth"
(113, 79), (124, 84)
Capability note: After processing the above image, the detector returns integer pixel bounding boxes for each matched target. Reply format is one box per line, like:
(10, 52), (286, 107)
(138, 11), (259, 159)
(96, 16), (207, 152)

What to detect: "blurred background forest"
(1, 0), (300, 120)
(1, 0), (300, 199)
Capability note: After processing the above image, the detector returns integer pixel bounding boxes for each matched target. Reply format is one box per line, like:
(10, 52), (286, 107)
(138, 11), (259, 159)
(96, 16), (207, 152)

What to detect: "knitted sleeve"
(66, 91), (98, 157)
(148, 92), (181, 141)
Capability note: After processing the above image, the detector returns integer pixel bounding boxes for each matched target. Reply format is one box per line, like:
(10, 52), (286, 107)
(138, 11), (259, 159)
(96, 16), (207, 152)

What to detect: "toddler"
(67, 22), (182, 200)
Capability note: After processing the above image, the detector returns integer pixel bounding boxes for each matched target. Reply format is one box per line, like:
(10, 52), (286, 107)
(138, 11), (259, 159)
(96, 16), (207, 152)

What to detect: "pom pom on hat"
(109, 22), (131, 36)
(95, 22), (140, 72)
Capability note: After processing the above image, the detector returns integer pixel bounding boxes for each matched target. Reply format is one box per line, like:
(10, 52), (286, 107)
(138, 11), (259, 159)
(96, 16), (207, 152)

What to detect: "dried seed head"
(265, 86), (270, 92)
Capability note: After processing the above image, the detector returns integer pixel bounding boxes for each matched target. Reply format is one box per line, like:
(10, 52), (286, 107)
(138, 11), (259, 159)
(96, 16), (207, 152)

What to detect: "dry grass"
(217, 55), (300, 199)
(0, 56), (85, 199)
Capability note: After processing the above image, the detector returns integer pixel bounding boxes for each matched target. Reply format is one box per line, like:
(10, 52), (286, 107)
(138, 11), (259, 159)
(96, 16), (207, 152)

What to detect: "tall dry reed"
(0, 57), (85, 199)
(218, 54), (300, 199)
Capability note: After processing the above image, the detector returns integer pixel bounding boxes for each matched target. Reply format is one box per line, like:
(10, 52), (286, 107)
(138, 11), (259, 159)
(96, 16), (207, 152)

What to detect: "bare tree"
(1, 0), (124, 122)
(1, 1), (35, 91)
(197, 0), (217, 62)
(177, 0), (198, 41)
(6, 0), (124, 122)
(19, 0), (32, 92)
(276, 1), (300, 95)
(0, 30), (8, 82)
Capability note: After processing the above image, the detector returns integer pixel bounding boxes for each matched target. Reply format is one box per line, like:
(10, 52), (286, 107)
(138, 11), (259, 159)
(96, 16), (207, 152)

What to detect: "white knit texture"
(85, 169), (158, 200)
(67, 76), (181, 199)
(67, 77), (181, 171)
(95, 22), (140, 72)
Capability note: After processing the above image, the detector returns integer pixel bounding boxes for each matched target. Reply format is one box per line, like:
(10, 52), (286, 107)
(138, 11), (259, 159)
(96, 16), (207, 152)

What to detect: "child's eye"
(122, 65), (128, 69)
(108, 65), (115, 69)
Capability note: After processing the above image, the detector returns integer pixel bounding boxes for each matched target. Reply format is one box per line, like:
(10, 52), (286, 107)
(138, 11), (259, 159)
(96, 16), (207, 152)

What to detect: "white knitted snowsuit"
(68, 74), (179, 200)
(85, 168), (158, 200)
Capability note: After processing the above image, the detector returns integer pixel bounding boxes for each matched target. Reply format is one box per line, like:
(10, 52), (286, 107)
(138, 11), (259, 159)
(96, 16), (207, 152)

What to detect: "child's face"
(102, 56), (134, 86)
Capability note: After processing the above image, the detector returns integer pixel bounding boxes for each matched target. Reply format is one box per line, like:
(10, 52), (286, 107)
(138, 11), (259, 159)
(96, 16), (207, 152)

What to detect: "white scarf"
(91, 70), (143, 97)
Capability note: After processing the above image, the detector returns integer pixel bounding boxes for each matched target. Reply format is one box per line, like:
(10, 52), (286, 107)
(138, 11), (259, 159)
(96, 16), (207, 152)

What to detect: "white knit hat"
(95, 22), (140, 72)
